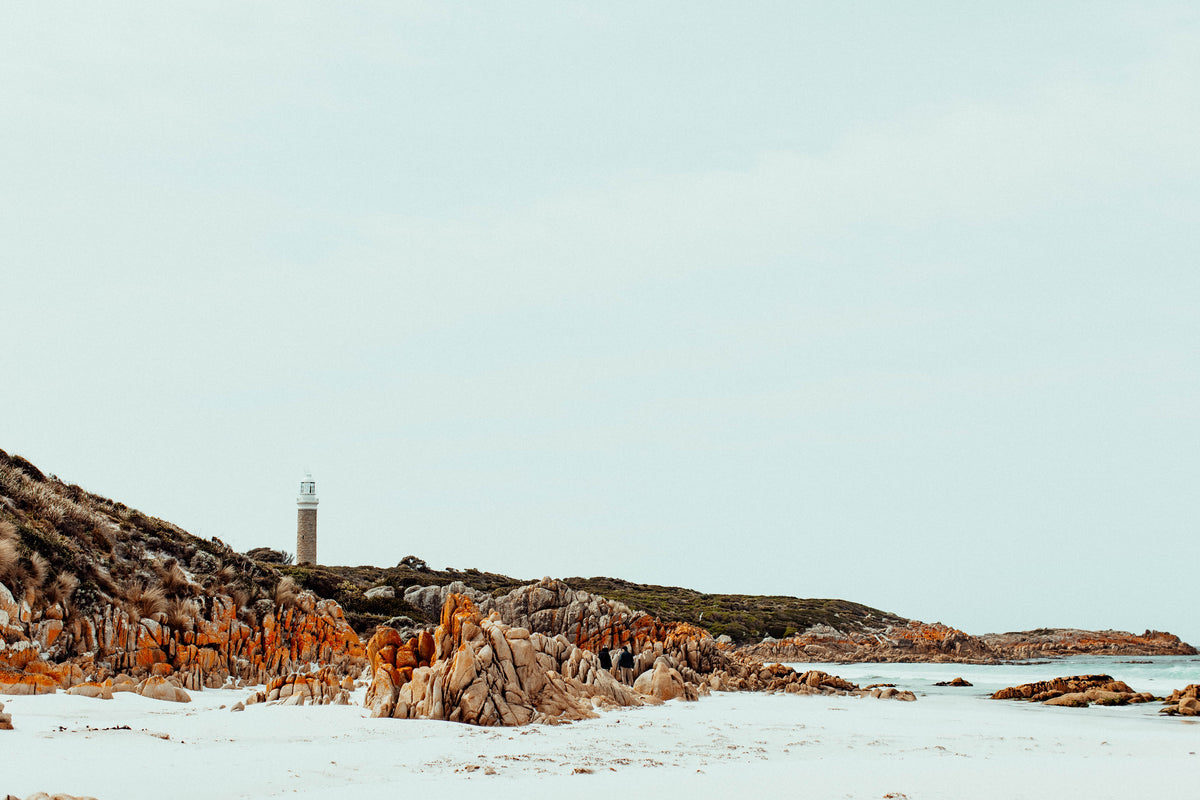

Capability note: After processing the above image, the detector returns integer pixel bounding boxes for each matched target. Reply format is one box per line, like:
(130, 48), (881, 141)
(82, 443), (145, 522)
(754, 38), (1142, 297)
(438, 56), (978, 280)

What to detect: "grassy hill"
(563, 576), (907, 642)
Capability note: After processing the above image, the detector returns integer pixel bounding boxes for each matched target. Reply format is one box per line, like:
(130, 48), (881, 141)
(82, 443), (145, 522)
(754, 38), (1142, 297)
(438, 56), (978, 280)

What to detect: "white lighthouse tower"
(296, 473), (318, 565)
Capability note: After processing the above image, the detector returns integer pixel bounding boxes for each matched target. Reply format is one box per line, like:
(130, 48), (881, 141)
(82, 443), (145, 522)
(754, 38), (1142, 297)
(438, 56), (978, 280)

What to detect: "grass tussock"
(165, 598), (196, 630)
(25, 552), (49, 594)
(0, 521), (22, 591)
(226, 585), (251, 612)
(272, 576), (299, 608)
(156, 558), (193, 597)
(126, 582), (168, 621)
(46, 571), (79, 607)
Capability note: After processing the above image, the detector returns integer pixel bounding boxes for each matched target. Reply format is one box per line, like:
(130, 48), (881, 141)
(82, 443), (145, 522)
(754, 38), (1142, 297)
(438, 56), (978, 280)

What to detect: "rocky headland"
(1, 446), (1194, 727)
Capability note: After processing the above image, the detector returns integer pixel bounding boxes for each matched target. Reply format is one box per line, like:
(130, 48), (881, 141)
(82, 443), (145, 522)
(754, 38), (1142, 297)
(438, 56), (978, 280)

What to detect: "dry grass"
(216, 562), (237, 587)
(0, 537), (20, 585)
(227, 585), (251, 611)
(127, 582), (168, 620)
(46, 571), (79, 606)
(26, 552), (49, 590)
(203, 562), (239, 595)
(0, 461), (114, 533)
(272, 576), (299, 608)
(87, 524), (116, 554)
(157, 558), (193, 597)
(0, 523), (22, 590)
(165, 597), (196, 630)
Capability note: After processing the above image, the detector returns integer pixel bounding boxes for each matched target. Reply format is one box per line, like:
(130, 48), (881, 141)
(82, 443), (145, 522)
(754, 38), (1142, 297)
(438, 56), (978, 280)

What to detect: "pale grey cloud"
(2, 2), (1197, 644)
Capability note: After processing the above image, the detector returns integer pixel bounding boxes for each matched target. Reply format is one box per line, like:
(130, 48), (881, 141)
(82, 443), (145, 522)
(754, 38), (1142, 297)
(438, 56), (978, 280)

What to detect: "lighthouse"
(296, 473), (318, 565)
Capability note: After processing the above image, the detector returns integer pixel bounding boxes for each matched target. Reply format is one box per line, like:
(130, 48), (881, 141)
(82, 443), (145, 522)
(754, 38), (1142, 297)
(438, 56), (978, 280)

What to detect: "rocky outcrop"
(981, 629), (1197, 659)
(991, 674), (1155, 707)
(243, 666), (353, 706)
(0, 700), (11, 730)
(404, 577), (727, 675)
(1, 577), (365, 698)
(934, 677), (972, 687)
(1160, 684), (1200, 716)
(138, 675), (191, 703)
(992, 674), (1131, 700)
(365, 593), (649, 725)
(744, 621), (998, 664)
(701, 659), (914, 699)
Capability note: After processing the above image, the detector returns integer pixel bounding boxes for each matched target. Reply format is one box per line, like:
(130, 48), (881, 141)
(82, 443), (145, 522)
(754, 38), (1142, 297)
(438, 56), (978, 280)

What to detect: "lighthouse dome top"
(297, 473), (318, 506)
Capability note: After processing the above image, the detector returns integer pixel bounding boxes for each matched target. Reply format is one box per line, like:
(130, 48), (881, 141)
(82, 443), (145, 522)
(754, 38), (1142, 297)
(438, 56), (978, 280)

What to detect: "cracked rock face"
(1, 578), (365, 698)
(403, 577), (729, 676)
(366, 593), (648, 726)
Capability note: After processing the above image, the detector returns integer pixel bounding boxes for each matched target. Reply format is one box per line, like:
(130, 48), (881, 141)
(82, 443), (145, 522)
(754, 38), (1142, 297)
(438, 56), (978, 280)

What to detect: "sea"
(785, 654), (1200, 714)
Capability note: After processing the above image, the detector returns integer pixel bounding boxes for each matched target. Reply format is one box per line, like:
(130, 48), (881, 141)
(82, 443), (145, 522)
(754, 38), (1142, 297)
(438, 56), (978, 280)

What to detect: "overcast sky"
(3, 2), (1198, 645)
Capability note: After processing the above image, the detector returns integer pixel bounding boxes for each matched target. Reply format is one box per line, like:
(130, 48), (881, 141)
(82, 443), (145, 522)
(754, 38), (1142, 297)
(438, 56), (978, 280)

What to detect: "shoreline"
(4, 657), (1199, 800)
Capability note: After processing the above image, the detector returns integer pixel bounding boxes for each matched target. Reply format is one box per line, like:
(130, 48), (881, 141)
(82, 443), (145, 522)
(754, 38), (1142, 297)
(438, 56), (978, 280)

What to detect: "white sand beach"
(4, 658), (1197, 800)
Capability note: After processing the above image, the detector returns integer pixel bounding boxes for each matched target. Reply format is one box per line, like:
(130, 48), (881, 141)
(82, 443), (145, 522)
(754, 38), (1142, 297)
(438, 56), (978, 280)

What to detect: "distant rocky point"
(980, 628), (1195, 659)
(745, 623), (1196, 664)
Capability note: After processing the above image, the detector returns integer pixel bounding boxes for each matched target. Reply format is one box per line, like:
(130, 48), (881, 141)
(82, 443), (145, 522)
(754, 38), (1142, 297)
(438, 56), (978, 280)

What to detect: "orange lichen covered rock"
(2, 565), (366, 702)
(365, 593), (645, 725)
(0, 668), (60, 695)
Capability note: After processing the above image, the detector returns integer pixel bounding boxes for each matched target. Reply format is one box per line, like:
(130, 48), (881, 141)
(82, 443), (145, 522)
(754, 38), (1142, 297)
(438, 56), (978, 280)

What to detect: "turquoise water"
(785, 655), (1200, 699)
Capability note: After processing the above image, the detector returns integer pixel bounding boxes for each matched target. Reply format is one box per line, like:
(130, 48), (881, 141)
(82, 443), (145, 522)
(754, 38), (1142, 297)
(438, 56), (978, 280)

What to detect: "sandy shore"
(3, 681), (1197, 800)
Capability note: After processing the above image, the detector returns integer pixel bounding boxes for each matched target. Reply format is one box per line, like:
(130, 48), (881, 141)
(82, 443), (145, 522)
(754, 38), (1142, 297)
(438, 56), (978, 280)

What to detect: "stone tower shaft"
(296, 474), (318, 565)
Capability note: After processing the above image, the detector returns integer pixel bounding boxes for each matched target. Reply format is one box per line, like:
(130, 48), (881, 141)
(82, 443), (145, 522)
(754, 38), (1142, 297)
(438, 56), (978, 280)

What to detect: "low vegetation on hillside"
(272, 559), (527, 633)
(0, 449), (290, 636)
(564, 576), (907, 642)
